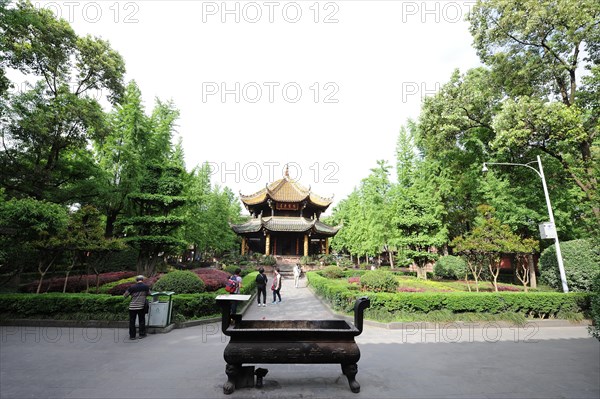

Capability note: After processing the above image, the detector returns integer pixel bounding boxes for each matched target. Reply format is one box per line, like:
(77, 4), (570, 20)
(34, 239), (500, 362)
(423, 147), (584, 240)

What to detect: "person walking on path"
(255, 267), (268, 306)
(124, 275), (150, 340)
(293, 264), (301, 288)
(271, 267), (282, 303)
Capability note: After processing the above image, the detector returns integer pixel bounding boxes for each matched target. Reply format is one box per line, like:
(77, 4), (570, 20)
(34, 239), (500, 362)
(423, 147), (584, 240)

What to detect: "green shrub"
(321, 265), (344, 279)
(300, 256), (316, 265)
(589, 273), (600, 340)
(338, 258), (354, 268)
(360, 270), (399, 293)
(318, 254), (337, 265)
(434, 255), (468, 280)
(539, 239), (600, 292)
(222, 265), (251, 277)
(261, 255), (277, 266)
(306, 272), (591, 320)
(152, 270), (205, 294)
(98, 276), (136, 294)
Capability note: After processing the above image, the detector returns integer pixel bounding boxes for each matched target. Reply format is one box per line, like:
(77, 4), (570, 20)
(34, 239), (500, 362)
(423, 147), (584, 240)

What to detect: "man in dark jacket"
(124, 275), (150, 340)
(255, 267), (268, 306)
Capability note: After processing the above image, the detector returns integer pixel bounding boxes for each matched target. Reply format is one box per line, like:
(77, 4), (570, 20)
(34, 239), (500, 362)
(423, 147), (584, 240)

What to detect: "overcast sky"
(32, 0), (482, 213)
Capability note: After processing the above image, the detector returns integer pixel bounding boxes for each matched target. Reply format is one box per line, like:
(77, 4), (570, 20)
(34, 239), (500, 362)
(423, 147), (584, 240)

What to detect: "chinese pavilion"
(231, 169), (340, 257)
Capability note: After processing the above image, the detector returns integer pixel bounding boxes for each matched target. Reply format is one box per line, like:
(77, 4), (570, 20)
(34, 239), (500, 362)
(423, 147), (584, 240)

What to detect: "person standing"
(255, 267), (268, 306)
(229, 268), (244, 317)
(271, 267), (282, 303)
(293, 264), (301, 288)
(124, 275), (150, 340)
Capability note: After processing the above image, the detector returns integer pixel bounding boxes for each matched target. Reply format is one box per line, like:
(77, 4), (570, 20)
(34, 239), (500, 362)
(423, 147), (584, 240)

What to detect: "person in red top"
(124, 275), (150, 340)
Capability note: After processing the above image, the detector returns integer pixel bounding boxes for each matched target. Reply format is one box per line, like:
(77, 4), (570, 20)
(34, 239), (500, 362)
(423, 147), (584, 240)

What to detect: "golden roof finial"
(284, 164), (289, 178)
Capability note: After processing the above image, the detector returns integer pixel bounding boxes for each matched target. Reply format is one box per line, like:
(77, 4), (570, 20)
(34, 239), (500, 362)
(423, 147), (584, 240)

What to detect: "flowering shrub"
(348, 277), (360, 285)
(193, 268), (230, 291)
(497, 285), (521, 292)
(21, 271), (137, 293)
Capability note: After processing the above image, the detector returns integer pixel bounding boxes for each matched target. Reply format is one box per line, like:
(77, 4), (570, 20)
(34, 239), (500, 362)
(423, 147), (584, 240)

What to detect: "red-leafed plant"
(22, 271), (137, 293)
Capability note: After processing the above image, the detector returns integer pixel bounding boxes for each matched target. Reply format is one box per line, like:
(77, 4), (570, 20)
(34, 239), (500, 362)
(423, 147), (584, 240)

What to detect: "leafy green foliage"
(468, 0), (599, 225)
(152, 270), (205, 294)
(589, 273), (600, 340)
(359, 270), (399, 293)
(539, 239), (600, 292)
(0, 1), (125, 201)
(299, 256), (316, 265)
(121, 163), (187, 276)
(321, 266), (344, 279)
(452, 205), (538, 292)
(434, 256), (468, 280)
(181, 163), (242, 259)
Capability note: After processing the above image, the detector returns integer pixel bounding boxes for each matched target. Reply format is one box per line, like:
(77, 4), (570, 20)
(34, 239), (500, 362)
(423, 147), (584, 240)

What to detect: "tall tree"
(0, 0), (125, 203)
(181, 163), (242, 260)
(93, 81), (147, 237)
(121, 163), (186, 276)
(469, 0), (600, 222)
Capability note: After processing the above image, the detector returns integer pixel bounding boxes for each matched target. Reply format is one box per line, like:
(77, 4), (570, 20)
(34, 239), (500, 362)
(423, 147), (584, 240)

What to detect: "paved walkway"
(243, 273), (333, 320)
(1, 276), (599, 398)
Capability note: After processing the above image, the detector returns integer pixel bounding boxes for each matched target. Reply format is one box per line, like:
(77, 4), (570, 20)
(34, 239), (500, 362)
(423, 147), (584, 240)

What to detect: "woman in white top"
(271, 267), (282, 303)
(293, 264), (301, 288)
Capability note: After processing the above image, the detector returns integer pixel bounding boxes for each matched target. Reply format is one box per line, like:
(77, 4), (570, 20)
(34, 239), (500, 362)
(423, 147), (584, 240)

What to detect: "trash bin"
(148, 291), (175, 327)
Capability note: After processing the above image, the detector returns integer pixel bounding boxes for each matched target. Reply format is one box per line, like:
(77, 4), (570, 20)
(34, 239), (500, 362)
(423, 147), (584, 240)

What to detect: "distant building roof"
(239, 173), (333, 208)
(231, 216), (340, 236)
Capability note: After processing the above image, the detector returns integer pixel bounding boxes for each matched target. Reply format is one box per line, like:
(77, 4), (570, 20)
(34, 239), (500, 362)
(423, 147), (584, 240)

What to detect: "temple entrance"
(273, 233), (301, 256)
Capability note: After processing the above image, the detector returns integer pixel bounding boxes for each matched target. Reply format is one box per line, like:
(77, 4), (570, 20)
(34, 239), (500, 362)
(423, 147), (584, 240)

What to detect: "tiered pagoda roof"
(239, 174), (333, 210)
(231, 215), (341, 236)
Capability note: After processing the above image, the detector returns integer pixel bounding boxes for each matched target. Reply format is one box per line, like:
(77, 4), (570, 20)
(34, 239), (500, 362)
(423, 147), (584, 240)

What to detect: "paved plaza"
(1, 277), (599, 398)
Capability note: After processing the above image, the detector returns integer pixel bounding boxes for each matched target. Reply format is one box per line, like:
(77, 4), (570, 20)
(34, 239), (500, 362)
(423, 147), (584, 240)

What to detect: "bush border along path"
(307, 272), (592, 321)
(0, 272), (259, 326)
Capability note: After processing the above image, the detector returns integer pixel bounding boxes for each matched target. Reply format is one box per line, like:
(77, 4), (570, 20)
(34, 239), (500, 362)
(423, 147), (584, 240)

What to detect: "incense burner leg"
(223, 363), (241, 394)
(341, 363), (360, 393)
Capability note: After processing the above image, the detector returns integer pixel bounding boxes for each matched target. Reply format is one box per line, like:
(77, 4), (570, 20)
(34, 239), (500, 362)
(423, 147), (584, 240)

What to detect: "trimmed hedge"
(0, 292), (222, 321)
(307, 272), (591, 319)
(0, 293), (130, 320)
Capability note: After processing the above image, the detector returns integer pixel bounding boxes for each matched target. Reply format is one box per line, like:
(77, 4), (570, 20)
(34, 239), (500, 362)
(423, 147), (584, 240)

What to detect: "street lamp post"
(482, 155), (569, 293)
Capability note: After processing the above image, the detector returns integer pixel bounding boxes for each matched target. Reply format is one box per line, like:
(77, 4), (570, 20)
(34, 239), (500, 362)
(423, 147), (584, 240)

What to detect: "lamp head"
(482, 163), (488, 173)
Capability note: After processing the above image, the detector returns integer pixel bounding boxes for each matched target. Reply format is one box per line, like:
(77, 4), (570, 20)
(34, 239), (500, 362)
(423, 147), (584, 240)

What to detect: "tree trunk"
(489, 264), (499, 292)
(63, 257), (77, 293)
(388, 249), (394, 268)
(104, 210), (118, 238)
(464, 272), (471, 292)
(36, 257), (56, 294)
(528, 254), (537, 289)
